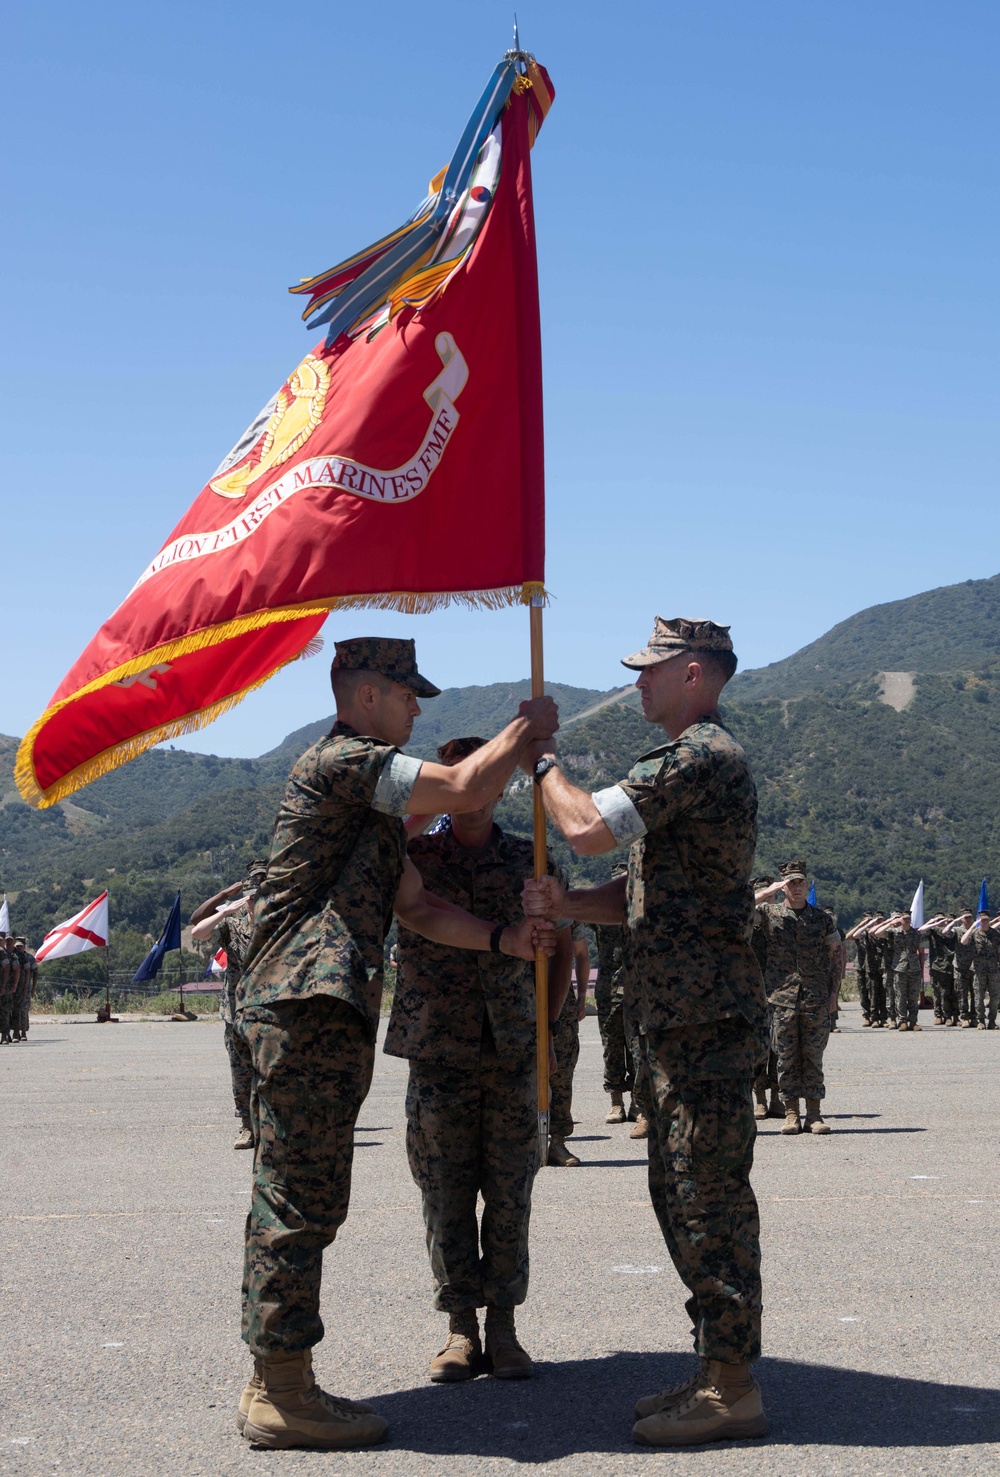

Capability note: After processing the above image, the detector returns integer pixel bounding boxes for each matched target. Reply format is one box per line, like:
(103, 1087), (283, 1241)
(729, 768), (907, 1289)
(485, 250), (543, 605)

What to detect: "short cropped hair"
(697, 648), (738, 684)
(329, 665), (394, 707)
(437, 735), (486, 765)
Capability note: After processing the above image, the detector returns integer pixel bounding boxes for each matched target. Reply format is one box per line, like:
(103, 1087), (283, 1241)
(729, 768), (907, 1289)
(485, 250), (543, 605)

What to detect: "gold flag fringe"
(16, 583), (547, 808)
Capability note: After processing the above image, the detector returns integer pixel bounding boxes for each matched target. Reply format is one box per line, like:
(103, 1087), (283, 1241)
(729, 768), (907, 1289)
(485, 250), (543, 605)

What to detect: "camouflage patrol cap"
(14, 936), (26, 946)
(780, 861), (808, 882)
(751, 875), (774, 889)
(246, 859), (268, 880)
(621, 616), (733, 670)
(331, 637), (441, 699)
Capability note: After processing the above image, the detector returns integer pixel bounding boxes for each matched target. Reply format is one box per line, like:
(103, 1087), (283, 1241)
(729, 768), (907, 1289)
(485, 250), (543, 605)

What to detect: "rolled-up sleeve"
(592, 784), (647, 846)
(372, 753), (422, 817)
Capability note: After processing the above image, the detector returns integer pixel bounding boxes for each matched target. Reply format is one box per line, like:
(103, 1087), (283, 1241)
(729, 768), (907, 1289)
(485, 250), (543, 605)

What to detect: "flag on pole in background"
(17, 56), (554, 810)
(132, 893), (182, 985)
(979, 879), (989, 913)
(910, 880), (924, 930)
(205, 948), (227, 979)
(807, 882), (817, 906)
(0, 895), (8, 933)
(35, 891), (109, 963)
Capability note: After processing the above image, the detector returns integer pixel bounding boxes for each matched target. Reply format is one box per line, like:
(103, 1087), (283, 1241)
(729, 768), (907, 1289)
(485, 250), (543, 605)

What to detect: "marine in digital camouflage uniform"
(858, 915), (888, 1026)
(386, 735), (573, 1380)
(191, 862), (269, 1148)
(749, 878), (781, 1119)
(853, 927), (872, 1024)
(755, 862), (839, 1130)
(547, 921), (589, 1163)
(232, 639), (558, 1452)
(594, 915), (632, 1117)
(871, 912), (924, 1030)
(0, 936), (17, 1045)
(964, 913), (1000, 1029)
(13, 938), (37, 1039)
(949, 912), (977, 1025)
(918, 916), (958, 1025)
(523, 617), (769, 1448)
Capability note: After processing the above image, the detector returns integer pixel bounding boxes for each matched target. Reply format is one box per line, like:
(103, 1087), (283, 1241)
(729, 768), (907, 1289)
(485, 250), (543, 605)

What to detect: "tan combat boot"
(429, 1310), (482, 1383)
(239, 1354), (373, 1432)
(233, 1122), (254, 1151)
(243, 1349), (386, 1449)
(629, 1114), (650, 1140)
(780, 1099), (801, 1135)
(632, 1359), (766, 1446)
(635, 1359), (707, 1419)
(803, 1099), (831, 1134)
(753, 1085), (768, 1120)
(606, 1090), (627, 1124)
(237, 1357), (263, 1434)
(484, 1307), (533, 1379)
(547, 1136), (581, 1166)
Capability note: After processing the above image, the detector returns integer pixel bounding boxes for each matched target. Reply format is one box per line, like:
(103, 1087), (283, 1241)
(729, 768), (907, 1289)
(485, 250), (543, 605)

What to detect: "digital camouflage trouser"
(405, 1031), (538, 1312)
(240, 995), (374, 1355)
(959, 967), (975, 1024)
(931, 967), (957, 1023)
(0, 989), (13, 1038)
(973, 961), (999, 1028)
(753, 1048), (779, 1096)
(893, 965), (922, 1029)
(9, 982), (28, 1036)
(856, 963), (871, 1022)
(595, 977), (634, 1095)
(549, 995), (580, 1138)
(645, 1019), (762, 1365)
(868, 966), (887, 1026)
(771, 998), (830, 1101)
(224, 1021), (254, 1126)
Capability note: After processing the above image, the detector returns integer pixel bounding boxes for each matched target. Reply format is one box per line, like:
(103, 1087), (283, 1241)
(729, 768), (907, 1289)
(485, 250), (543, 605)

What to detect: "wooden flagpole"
(530, 597), (549, 1164)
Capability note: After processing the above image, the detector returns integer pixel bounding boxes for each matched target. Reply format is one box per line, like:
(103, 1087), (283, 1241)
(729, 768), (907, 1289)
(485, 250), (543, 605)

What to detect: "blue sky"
(3, 0), (997, 755)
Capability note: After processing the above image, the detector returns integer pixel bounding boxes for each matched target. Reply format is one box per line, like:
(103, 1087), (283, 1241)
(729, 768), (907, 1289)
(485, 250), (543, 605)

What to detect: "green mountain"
(729, 572), (1000, 699)
(7, 570), (1000, 975)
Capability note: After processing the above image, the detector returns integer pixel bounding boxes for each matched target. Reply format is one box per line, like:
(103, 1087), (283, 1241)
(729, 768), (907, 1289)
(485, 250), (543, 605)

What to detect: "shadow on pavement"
(572, 1159), (646, 1169)
(369, 1352), (1000, 1458)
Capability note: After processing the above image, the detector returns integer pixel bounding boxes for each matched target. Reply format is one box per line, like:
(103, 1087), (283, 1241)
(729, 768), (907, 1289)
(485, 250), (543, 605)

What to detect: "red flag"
(18, 64), (552, 808)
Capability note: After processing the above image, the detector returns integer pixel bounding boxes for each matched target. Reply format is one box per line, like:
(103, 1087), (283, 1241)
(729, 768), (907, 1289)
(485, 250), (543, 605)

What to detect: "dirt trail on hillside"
(878, 671), (916, 711)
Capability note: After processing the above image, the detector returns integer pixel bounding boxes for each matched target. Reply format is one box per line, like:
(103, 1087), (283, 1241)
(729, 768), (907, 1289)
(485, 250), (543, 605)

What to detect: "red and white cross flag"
(35, 891), (109, 962)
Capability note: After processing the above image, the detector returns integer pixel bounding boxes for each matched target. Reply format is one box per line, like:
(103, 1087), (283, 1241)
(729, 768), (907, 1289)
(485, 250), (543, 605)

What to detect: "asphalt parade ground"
(2, 1005), (1000, 1477)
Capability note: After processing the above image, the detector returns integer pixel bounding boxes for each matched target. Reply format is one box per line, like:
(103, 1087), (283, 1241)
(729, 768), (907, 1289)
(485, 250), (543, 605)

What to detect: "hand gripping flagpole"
(530, 596), (549, 1165)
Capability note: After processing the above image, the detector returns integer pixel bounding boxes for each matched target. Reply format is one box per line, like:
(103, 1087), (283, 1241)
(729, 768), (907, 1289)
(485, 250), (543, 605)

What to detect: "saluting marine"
(191, 861), (269, 1148)
(755, 863), (840, 1133)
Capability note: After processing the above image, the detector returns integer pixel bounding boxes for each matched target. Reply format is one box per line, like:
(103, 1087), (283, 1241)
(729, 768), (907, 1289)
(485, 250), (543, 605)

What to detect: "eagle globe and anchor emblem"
(207, 332), (469, 505)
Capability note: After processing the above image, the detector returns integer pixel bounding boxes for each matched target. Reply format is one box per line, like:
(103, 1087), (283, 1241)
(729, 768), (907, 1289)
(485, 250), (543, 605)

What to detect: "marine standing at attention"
(521, 616), (769, 1448)
(385, 734), (574, 1382)
(234, 638), (558, 1453)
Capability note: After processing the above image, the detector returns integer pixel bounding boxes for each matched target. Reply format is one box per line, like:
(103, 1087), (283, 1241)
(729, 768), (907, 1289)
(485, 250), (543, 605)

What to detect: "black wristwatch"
(548, 1018), (562, 1036)
(533, 755), (560, 783)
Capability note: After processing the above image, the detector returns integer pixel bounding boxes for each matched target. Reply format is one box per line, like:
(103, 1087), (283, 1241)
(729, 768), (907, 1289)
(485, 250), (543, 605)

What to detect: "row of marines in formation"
(848, 910), (1000, 1031)
(0, 934), (36, 1044)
